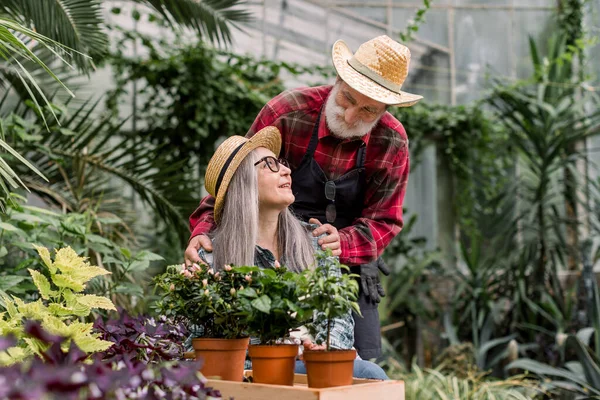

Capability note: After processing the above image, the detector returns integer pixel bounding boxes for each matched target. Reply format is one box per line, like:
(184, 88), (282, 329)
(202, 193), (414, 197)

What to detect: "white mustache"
(324, 85), (380, 139)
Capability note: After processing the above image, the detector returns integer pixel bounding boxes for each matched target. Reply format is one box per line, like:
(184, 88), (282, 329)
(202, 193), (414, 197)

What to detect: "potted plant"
(300, 251), (361, 388)
(154, 263), (260, 381)
(237, 264), (311, 386)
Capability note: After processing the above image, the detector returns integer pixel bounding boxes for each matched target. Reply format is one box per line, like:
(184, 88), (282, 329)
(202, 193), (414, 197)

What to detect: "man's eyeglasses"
(254, 156), (290, 173)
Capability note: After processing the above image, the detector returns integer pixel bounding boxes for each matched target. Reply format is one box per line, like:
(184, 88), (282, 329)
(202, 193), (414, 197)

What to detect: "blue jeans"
(294, 360), (389, 380)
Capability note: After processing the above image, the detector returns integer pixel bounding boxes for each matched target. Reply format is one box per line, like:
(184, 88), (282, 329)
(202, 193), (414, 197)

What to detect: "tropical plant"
(236, 263), (310, 345)
(301, 251), (360, 351)
(507, 334), (600, 398)
(393, 362), (543, 400)
(0, 245), (116, 365)
(153, 263), (261, 339)
(0, 194), (162, 312)
(486, 33), (600, 335)
(0, 320), (221, 399)
(380, 213), (442, 366)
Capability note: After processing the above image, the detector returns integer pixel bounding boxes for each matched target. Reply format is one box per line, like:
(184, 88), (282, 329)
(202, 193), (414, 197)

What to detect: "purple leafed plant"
(0, 320), (222, 399)
(94, 309), (189, 364)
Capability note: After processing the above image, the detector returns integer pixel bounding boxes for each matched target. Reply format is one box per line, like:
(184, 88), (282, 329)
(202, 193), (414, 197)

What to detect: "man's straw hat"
(205, 127), (281, 222)
(332, 35), (423, 107)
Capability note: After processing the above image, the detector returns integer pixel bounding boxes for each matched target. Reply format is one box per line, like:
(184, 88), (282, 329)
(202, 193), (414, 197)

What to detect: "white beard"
(324, 83), (381, 140)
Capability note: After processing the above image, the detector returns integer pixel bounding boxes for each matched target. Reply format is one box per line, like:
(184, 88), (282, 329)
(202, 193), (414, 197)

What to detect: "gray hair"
(212, 150), (315, 272)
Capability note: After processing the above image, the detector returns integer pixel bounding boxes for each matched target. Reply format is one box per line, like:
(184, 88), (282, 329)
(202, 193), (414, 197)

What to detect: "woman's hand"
(301, 339), (327, 356)
(309, 218), (342, 257)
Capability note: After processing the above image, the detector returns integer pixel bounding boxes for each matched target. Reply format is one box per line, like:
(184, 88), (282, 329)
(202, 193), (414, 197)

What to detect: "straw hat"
(205, 127), (282, 222)
(332, 35), (423, 107)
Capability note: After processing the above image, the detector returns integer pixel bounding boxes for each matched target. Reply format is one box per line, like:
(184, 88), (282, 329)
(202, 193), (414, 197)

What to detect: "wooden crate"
(206, 373), (405, 400)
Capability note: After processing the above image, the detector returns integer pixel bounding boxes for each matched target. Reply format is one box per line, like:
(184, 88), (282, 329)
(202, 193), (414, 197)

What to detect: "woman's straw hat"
(332, 35), (423, 107)
(205, 127), (281, 222)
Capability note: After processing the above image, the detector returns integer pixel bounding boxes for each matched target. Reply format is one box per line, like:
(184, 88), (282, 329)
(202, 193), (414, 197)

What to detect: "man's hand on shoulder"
(184, 235), (213, 267)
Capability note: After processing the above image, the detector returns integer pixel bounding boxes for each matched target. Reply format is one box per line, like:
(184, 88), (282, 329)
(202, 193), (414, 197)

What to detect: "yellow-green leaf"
(70, 265), (111, 286)
(17, 300), (48, 320)
(42, 315), (69, 337)
(23, 337), (49, 358)
(66, 321), (94, 338)
(1, 294), (18, 318)
(34, 245), (56, 274)
(0, 346), (29, 366)
(53, 247), (87, 272)
(73, 336), (113, 353)
(48, 303), (77, 317)
(75, 295), (116, 311)
(28, 269), (55, 300)
(51, 274), (85, 292)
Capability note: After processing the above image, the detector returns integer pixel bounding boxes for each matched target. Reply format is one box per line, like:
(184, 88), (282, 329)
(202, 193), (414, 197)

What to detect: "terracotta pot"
(192, 337), (249, 381)
(248, 344), (299, 386)
(303, 349), (356, 388)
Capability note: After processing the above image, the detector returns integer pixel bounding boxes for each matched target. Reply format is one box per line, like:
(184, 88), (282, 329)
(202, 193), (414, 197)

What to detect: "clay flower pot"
(192, 337), (249, 381)
(248, 344), (299, 386)
(303, 349), (356, 388)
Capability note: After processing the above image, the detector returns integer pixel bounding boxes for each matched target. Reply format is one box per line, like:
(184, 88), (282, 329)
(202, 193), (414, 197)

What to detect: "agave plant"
(486, 33), (600, 331)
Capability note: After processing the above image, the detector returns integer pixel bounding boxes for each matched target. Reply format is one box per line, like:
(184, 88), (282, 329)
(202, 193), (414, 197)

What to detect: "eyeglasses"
(254, 156), (290, 173)
(325, 180), (336, 223)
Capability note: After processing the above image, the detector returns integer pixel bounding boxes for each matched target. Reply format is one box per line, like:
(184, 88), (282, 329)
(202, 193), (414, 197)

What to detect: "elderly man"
(186, 35), (422, 360)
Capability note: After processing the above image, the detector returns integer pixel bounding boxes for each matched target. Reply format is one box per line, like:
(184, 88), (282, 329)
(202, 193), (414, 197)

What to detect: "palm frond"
(0, 0), (107, 71)
(7, 99), (196, 241)
(139, 0), (252, 45)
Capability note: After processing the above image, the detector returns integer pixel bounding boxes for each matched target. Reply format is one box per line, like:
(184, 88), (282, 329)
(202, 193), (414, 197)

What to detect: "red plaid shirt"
(189, 85), (410, 265)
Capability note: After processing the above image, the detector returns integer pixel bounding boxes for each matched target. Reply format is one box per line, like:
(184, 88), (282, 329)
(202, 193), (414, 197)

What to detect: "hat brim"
(213, 126), (282, 222)
(332, 40), (423, 107)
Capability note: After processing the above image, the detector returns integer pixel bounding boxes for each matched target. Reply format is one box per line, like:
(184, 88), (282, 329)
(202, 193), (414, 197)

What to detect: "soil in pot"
(302, 349), (356, 388)
(192, 337), (249, 381)
(248, 344), (299, 386)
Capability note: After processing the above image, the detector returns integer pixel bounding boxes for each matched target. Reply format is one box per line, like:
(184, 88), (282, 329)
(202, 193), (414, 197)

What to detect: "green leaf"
(0, 276), (28, 291)
(128, 260), (150, 272)
(251, 295), (271, 314)
(238, 287), (258, 298)
(120, 247), (132, 259)
(135, 250), (164, 261)
(114, 283), (144, 296)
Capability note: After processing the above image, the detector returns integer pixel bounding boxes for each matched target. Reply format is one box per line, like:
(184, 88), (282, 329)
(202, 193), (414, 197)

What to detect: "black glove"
(360, 257), (390, 304)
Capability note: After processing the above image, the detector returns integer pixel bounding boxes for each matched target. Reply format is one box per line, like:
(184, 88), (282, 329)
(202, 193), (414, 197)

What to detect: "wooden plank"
(207, 374), (404, 400)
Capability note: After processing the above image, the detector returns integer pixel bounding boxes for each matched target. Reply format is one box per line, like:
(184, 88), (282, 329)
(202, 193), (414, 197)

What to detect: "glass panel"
(392, 8), (449, 47)
(513, 10), (555, 79)
(343, 6), (387, 24)
(453, 0), (511, 5)
(454, 9), (511, 104)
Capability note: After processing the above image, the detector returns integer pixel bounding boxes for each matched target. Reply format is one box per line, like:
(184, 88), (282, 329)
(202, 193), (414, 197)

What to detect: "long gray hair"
(211, 150), (315, 272)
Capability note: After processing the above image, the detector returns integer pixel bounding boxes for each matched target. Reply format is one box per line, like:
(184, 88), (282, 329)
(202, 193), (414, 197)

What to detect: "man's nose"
(344, 107), (359, 126)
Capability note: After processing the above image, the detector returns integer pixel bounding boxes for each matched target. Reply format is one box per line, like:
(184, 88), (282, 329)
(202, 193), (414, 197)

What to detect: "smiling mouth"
(278, 183), (291, 189)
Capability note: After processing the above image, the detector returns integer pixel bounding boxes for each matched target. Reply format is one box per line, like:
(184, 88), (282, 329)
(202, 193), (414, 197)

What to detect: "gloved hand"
(360, 257), (390, 304)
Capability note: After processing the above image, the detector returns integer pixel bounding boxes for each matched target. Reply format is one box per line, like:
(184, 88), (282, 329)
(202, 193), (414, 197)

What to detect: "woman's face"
(254, 147), (294, 211)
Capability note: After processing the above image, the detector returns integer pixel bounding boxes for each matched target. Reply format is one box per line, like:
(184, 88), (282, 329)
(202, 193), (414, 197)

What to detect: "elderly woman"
(197, 126), (387, 380)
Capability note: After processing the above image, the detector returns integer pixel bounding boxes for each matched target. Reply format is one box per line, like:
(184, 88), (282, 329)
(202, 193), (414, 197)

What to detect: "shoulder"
(372, 112), (408, 150)
(266, 86), (332, 117)
(367, 112), (409, 166)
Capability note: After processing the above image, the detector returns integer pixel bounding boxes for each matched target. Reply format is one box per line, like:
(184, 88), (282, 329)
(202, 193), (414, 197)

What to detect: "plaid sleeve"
(189, 195), (216, 240)
(339, 139), (409, 266)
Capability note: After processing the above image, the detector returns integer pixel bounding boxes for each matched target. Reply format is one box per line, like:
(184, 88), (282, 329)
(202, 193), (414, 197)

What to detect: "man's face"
(324, 81), (387, 139)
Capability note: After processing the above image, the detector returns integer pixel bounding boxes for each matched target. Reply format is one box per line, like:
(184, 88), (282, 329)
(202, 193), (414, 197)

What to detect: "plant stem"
(327, 319), (331, 352)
